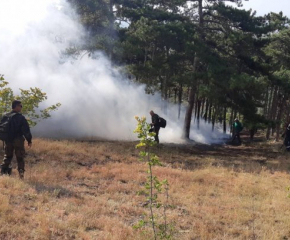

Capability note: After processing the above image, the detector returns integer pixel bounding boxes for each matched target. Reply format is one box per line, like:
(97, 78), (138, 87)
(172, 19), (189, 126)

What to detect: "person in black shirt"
(1, 100), (32, 179)
(149, 110), (160, 143)
(283, 124), (290, 152)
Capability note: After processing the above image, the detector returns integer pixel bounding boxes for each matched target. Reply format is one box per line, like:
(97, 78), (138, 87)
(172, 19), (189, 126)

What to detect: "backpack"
(0, 112), (18, 141)
(159, 117), (167, 128)
(239, 124), (244, 132)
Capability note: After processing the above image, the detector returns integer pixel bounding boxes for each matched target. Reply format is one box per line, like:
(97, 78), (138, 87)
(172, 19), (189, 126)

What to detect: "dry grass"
(0, 138), (290, 239)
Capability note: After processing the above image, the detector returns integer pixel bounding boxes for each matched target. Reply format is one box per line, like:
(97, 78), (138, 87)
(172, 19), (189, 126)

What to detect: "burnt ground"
(69, 131), (290, 174)
(156, 132), (290, 174)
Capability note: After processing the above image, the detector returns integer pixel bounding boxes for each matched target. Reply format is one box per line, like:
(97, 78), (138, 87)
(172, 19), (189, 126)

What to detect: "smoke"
(0, 0), (228, 144)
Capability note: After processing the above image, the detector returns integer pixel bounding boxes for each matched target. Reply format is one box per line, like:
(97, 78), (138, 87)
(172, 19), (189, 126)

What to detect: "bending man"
(149, 110), (160, 143)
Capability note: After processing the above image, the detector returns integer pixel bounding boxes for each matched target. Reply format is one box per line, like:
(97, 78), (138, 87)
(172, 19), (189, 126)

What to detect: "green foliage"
(0, 75), (14, 115)
(265, 28), (290, 92)
(134, 116), (173, 239)
(0, 75), (61, 126)
(67, 0), (121, 61)
(71, 0), (290, 138)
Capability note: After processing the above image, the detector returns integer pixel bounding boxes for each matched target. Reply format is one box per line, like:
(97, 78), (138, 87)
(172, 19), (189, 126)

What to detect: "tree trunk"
(174, 87), (177, 104)
(197, 100), (201, 130)
(218, 107), (223, 124)
(267, 86), (274, 119)
(178, 84), (183, 120)
(267, 86), (279, 139)
(229, 107), (234, 133)
(161, 76), (168, 115)
(264, 86), (269, 117)
(223, 107), (227, 134)
(208, 102), (212, 124)
(194, 95), (198, 121)
(212, 106), (216, 132)
(108, 0), (114, 60)
(183, 0), (203, 139)
(204, 99), (209, 122)
(183, 87), (196, 138)
(285, 100), (290, 126)
(275, 95), (286, 141)
(164, 88), (168, 115)
(200, 98), (205, 120)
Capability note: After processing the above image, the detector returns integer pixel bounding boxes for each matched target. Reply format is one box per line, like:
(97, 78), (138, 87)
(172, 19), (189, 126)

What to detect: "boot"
(1, 166), (12, 176)
(18, 169), (24, 179)
(0, 167), (6, 175)
(7, 167), (12, 175)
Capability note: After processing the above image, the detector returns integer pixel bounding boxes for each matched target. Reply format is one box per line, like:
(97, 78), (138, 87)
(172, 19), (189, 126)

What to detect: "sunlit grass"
(0, 138), (289, 239)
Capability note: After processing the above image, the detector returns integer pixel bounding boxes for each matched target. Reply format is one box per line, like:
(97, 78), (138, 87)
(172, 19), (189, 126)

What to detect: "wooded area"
(68, 0), (290, 140)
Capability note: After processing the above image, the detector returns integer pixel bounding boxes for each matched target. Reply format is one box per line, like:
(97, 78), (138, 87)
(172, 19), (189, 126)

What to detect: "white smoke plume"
(0, 0), (228, 144)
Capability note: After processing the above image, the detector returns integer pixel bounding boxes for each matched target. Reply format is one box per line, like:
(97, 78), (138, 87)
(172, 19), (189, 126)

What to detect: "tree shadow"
(29, 181), (78, 198)
(162, 140), (290, 174)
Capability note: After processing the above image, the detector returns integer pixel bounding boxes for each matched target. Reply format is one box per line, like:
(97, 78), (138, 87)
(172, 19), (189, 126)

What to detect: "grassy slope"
(0, 138), (289, 239)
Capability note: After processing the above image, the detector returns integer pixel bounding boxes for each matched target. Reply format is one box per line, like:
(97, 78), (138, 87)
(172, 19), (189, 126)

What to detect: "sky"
(228, 0), (290, 17)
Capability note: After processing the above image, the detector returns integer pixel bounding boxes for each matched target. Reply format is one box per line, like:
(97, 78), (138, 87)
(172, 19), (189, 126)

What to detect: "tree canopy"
(68, 0), (290, 140)
(0, 75), (61, 127)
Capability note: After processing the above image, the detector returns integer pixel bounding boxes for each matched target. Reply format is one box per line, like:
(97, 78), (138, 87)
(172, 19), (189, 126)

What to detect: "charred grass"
(0, 138), (290, 239)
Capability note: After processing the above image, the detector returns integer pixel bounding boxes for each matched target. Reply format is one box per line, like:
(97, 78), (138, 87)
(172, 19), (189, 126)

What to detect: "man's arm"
(21, 116), (32, 144)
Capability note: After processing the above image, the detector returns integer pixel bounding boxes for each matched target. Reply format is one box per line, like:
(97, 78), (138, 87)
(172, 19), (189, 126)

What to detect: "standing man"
(0, 100), (32, 179)
(283, 123), (290, 151)
(149, 110), (160, 143)
(232, 118), (243, 145)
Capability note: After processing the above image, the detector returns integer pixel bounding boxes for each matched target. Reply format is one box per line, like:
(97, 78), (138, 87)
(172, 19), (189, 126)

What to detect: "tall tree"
(264, 28), (290, 140)
(67, 0), (120, 61)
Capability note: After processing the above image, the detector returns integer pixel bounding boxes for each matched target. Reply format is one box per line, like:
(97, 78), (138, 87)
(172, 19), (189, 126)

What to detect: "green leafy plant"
(134, 116), (173, 239)
(0, 75), (61, 126)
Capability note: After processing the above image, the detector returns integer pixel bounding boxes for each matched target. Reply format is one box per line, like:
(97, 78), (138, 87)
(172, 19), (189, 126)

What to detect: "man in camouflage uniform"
(1, 100), (32, 179)
(149, 110), (160, 143)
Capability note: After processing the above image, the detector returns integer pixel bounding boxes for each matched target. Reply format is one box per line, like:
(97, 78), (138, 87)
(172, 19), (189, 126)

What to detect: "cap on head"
(234, 118), (239, 122)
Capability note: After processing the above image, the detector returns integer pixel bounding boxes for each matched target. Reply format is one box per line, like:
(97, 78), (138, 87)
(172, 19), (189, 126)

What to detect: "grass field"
(0, 137), (290, 239)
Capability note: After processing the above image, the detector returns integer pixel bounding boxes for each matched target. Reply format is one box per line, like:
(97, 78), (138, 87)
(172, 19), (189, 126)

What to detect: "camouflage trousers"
(1, 137), (26, 172)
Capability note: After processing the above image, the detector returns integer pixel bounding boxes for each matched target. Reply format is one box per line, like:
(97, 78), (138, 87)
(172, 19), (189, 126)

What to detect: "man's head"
(150, 110), (154, 116)
(234, 118), (239, 122)
(12, 100), (22, 113)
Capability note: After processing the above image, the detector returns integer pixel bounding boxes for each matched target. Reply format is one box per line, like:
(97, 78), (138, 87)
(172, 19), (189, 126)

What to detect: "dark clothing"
(249, 129), (255, 140)
(283, 125), (290, 151)
(232, 132), (241, 144)
(1, 111), (32, 174)
(152, 126), (160, 143)
(151, 113), (160, 143)
(7, 111), (32, 143)
(151, 114), (160, 128)
(2, 137), (26, 172)
(232, 121), (243, 144)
